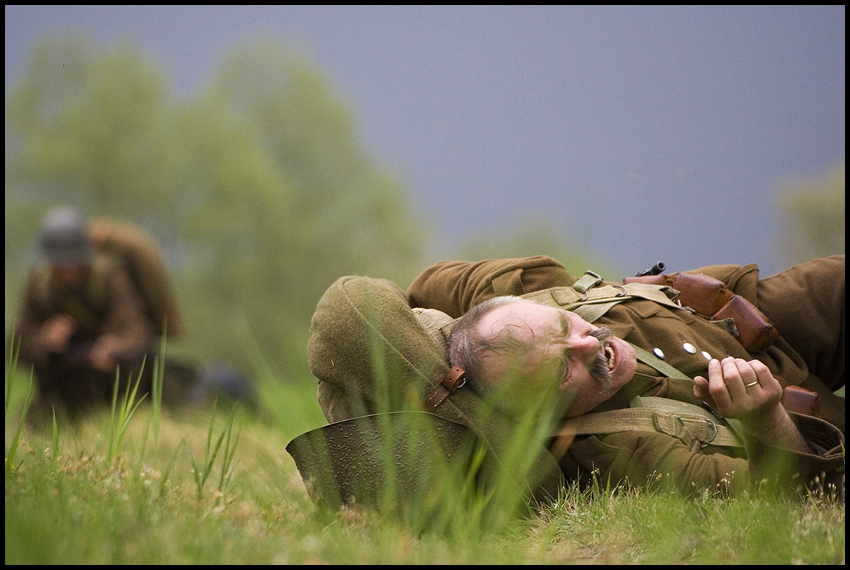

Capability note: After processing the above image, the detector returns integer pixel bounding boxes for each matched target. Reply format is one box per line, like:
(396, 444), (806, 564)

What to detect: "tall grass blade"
(187, 398), (242, 500)
(151, 335), (167, 461)
(5, 367), (35, 475)
(216, 405), (240, 493)
(157, 436), (185, 501)
(6, 327), (22, 423)
(107, 359), (148, 464)
(6, 332), (35, 474)
(51, 408), (60, 463)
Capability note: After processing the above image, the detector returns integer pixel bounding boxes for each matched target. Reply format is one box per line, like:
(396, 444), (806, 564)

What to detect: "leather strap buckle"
(425, 366), (467, 412)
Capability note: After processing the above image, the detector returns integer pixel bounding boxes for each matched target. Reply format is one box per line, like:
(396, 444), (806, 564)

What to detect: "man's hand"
(89, 334), (122, 372)
(694, 357), (811, 453)
(694, 357), (782, 420)
(40, 314), (76, 353)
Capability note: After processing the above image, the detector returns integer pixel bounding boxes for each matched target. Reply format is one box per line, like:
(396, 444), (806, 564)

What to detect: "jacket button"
(682, 342), (697, 354)
(653, 347), (665, 359)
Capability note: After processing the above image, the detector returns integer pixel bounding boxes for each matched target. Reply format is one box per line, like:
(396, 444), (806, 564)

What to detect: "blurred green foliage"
(5, 35), (429, 381)
(775, 164), (845, 266)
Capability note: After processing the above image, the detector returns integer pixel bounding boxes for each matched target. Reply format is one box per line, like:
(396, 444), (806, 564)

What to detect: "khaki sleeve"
(755, 255), (845, 392)
(406, 256), (578, 318)
(742, 412), (846, 493)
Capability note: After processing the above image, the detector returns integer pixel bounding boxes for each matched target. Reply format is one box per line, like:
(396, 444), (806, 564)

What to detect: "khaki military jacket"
(406, 256), (845, 496)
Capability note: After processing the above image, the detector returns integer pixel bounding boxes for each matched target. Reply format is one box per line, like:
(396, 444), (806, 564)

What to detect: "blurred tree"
(184, 40), (428, 376)
(5, 35), (175, 217)
(5, 35), (429, 380)
(204, 40), (425, 287)
(775, 164), (845, 266)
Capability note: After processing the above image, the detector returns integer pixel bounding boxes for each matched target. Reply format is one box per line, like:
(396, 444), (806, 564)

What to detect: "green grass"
(5, 357), (845, 564)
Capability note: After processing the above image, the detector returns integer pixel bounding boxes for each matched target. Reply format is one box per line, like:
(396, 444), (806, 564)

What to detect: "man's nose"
(567, 331), (600, 361)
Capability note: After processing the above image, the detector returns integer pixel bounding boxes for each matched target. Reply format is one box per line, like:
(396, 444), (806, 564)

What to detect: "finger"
(707, 358), (733, 410)
(714, 357), (747, 404)
(693, 376), (717, 410)
(746, 359), (784, 399)
(746, 359), (772, 387)
(729, 358), (759, 394)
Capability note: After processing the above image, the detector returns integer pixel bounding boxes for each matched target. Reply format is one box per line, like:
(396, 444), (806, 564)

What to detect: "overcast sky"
(5, 5), (845, 278)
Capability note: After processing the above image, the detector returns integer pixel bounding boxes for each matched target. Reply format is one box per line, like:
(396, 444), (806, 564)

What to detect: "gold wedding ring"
(744, 381), (759, 388)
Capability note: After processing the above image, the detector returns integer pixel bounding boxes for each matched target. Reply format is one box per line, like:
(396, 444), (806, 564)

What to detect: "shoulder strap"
(520, 273), (685, 323)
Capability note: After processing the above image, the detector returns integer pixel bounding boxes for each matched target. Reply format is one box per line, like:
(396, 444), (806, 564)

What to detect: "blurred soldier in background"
(8, 206), (257, 423)
(9, 207), (158, 421)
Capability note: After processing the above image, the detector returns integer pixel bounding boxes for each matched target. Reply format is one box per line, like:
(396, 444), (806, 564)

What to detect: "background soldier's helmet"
(39, 206), (92, 265)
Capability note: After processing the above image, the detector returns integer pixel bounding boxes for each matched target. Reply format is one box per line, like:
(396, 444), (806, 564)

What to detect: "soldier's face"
(476, 300), (636, 417)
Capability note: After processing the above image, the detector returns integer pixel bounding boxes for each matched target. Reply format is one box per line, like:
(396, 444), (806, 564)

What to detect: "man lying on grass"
(302, 255), (844, 509)
(408, 255), (845, 498)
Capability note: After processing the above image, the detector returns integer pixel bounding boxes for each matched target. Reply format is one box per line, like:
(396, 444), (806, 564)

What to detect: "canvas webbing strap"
(631, 396), (743, 447)
(520, 278), (683, 320)
(554, 395), (743, 450)
(571, 270), (604, 293)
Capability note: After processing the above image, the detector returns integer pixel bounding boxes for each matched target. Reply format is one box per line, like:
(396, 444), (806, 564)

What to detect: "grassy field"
(5, 360), (845, 565)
